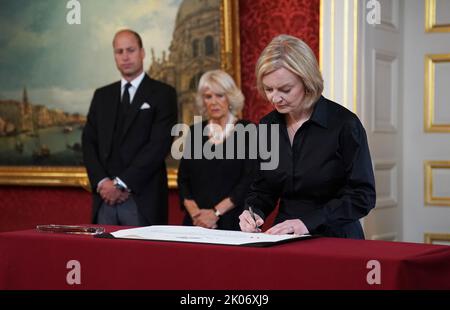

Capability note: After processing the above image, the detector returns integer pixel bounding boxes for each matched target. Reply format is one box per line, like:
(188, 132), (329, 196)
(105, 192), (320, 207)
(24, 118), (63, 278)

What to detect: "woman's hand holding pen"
(239, 209), (264, 233)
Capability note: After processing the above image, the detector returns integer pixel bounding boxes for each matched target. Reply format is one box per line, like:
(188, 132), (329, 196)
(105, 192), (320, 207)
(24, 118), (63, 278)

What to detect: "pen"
(248, 206), (259, 231)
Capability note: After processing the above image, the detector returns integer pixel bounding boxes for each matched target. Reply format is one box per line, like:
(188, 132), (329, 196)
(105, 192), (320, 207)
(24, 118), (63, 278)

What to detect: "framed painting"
(0, 0), (241, 189)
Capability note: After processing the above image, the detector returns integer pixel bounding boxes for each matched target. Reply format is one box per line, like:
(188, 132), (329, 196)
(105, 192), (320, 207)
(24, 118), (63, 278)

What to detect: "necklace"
(287, 111), (311, 137)
(287, 124), (297, 136)
(287, 124), (297, 145)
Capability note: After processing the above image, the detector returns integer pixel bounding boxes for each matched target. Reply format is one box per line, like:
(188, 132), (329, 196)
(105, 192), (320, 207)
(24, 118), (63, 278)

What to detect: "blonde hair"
(196, 70), (244, 116)
(255, 34), (323, 109)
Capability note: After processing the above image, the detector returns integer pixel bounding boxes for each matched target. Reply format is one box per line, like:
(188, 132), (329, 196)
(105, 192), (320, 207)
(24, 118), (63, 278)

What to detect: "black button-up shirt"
(247, 96), (376, 238)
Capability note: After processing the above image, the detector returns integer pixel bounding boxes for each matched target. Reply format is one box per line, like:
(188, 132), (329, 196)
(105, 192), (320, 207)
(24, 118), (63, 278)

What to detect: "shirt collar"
(121, 71), (145, 90)
(308, 96), (328, 128)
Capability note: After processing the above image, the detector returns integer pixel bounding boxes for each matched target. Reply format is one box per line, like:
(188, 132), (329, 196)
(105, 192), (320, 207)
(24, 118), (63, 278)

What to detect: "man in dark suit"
(82, 29), (177, 226)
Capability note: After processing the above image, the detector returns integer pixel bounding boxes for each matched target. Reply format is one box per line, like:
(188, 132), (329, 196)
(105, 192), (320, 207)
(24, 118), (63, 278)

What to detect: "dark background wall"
(0, 0), (319, 232)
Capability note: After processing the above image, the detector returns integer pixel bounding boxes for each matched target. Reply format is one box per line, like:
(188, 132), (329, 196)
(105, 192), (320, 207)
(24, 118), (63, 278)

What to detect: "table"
(0, 226), (449, 289)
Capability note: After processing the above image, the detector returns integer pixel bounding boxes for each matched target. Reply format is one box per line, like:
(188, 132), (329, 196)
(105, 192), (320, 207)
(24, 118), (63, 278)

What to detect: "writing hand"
(239, 210), (264, 233)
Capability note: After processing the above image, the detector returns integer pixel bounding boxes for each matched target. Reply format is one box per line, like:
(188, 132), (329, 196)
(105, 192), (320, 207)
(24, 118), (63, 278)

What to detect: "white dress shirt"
(120, 71), (145, 103)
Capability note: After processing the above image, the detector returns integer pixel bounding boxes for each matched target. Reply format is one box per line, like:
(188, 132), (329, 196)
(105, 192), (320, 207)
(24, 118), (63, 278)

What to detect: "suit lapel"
(120, 74), (154, 143)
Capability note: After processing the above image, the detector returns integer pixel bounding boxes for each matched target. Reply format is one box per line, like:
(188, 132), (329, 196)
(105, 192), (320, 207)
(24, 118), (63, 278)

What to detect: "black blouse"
(178, 119), (257, 230)
(247, 96), (376, 239)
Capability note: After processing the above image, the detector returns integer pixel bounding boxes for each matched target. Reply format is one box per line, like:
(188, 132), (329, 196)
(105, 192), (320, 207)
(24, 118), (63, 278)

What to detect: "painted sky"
(0, 0), (182, 114)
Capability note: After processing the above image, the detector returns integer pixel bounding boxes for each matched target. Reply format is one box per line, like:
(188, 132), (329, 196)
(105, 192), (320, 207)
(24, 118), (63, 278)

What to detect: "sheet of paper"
(111, 225), (310, 246)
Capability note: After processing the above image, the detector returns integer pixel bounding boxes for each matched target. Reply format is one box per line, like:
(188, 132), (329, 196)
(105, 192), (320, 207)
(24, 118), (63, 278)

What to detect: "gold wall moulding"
(424, 54), (450, 132)
(425, 0), (450, 33)
(0, 166), (179, 190)
(0, 166), (89, 189)
(424, 160), (450, 206)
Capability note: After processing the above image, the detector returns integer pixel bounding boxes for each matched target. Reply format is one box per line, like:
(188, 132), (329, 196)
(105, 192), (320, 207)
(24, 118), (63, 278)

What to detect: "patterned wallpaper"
(239, 0), (320, 122)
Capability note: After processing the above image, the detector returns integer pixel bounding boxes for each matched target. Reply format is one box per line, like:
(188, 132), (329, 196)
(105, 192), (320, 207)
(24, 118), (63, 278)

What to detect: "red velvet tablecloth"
(0, 226), (449, 290)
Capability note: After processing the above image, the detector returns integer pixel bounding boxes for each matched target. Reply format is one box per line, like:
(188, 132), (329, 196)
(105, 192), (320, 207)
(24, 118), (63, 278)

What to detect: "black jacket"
(178, 120), (257, 230)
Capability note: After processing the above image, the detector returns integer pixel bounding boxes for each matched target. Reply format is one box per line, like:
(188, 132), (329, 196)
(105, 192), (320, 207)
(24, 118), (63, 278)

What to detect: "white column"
(320, 0), (360, 114)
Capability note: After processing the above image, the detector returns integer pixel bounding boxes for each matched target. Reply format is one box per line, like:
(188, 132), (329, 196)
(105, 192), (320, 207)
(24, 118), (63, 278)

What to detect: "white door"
(360, 0), (404, 241)
(321, 0), (404, 241)
(402, 0), (450, 243)
(322, 0), (450, 242)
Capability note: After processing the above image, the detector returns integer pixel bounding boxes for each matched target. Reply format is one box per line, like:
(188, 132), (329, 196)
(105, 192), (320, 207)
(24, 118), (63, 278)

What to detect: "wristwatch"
(113, 178), (126, 192)
(214, 207), (221, 217)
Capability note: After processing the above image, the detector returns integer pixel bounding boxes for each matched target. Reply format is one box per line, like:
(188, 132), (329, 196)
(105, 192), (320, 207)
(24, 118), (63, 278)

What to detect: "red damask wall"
(240, 0), (320, 122)
(0, 187), (92, 232)
(0, 0), (320, 232)
(0, 187), (184, 232)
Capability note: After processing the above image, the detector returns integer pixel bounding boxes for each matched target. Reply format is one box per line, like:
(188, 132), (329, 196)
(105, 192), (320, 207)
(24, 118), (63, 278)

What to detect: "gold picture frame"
(424, 54), (450, 132)
(424, 160), (450, 206)
(0, 0), (241, 189)
(425, 0), (450, 33)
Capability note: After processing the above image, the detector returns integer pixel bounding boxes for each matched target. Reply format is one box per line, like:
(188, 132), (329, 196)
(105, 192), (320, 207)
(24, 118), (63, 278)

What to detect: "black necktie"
(122, 82), (132, 113)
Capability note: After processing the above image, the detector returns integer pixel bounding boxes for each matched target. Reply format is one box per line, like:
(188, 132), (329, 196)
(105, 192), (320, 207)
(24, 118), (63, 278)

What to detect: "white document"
(110, 225), (311, 246)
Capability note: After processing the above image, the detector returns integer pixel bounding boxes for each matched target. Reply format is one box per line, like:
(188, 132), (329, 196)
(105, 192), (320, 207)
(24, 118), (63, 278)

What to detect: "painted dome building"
(148, 0), (221, 125)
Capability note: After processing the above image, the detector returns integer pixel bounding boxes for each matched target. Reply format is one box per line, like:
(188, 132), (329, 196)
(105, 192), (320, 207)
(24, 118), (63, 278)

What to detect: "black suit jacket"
(82, 74), (177, 225)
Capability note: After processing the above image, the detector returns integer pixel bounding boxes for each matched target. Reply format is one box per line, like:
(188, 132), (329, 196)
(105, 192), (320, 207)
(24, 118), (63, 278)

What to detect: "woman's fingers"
(266, 223), (294, 235)
(239, 210), (263, 232)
